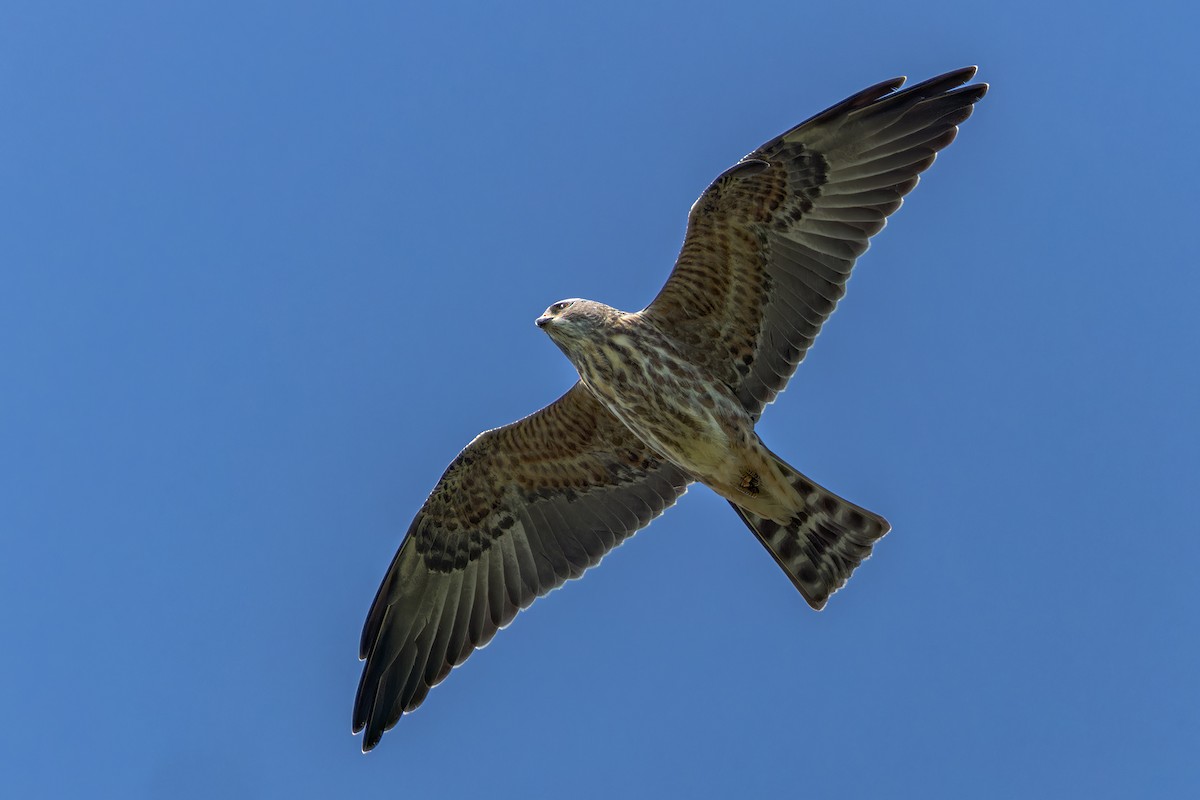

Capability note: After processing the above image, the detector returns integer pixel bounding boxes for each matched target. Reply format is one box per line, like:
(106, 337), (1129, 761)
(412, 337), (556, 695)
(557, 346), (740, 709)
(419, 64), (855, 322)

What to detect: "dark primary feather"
(643, 66), (988, 418)
(353, 383), (690, 751)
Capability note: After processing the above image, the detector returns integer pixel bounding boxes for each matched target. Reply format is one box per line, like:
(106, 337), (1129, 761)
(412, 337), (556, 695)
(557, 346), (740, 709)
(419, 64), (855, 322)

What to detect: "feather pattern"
(353, 383), (690, 750)
(643, 67), (987, 417)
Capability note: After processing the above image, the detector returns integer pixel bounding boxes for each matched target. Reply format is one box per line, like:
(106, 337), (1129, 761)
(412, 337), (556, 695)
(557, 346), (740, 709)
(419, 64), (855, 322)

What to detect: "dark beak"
(535, 315), (552, 329)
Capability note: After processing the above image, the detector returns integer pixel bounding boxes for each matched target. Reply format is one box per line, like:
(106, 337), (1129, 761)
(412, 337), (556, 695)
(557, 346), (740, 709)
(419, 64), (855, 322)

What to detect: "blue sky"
(3, 1), (1197, 797)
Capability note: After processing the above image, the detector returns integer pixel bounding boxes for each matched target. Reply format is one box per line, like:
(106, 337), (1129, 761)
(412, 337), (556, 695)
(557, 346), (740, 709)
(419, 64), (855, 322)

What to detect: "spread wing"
(642, 67), (988, 418)
(353, 383), (691, 751)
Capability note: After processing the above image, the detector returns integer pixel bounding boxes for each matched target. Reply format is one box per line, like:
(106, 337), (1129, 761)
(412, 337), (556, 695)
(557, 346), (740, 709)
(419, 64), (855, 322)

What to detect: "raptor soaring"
(354, 67), (987, 751)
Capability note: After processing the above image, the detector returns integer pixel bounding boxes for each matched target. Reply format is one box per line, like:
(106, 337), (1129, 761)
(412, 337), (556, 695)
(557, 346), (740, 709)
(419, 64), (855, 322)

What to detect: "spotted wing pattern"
(643, 67), (988, 418)
(353, 383), (690, 751)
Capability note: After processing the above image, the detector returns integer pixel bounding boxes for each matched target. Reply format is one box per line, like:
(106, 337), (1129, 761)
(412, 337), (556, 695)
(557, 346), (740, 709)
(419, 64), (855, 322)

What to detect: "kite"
(354, 66), (988, 751)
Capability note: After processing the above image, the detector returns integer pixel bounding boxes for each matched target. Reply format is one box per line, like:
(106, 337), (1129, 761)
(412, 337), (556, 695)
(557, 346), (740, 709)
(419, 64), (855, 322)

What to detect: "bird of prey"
(354, 66), (987, 751)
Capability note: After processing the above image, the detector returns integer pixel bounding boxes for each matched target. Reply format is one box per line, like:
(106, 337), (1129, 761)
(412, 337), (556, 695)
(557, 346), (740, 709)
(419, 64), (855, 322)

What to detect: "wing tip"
(352, 714), (378, 753)
(356, 707), (396, 752)
(779, 66), (986, 147)
(858, 65), (981, 104)
(948, 64), (978, 83)
(890, 66), (987, 107)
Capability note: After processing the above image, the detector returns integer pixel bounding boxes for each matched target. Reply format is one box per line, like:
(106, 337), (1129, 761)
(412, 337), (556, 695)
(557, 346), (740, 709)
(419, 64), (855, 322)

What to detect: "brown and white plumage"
(645, 66), (987, 417)
(354, 67), (987, 751)
(353, 385), (689, 750)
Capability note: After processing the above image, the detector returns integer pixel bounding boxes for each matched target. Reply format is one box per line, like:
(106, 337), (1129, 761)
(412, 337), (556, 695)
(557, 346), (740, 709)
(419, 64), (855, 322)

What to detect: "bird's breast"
(574, 331), (748, 475)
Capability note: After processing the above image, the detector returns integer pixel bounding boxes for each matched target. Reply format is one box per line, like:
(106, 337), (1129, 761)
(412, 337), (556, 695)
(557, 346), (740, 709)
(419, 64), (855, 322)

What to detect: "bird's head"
(535, 298), (618, 354)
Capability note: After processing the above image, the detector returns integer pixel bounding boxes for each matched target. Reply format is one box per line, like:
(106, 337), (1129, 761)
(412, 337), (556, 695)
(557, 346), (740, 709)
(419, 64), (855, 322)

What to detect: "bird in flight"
(354, 66), (987, 751)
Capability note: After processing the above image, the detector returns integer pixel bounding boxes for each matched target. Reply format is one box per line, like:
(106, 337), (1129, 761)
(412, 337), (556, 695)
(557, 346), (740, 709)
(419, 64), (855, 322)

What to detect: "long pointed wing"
(642, 67), (988, 418)
(353, 383), (690, 751)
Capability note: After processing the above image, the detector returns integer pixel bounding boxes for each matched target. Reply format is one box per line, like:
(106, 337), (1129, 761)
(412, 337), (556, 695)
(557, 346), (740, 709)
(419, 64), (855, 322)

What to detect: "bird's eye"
(550, 301), (572, 314)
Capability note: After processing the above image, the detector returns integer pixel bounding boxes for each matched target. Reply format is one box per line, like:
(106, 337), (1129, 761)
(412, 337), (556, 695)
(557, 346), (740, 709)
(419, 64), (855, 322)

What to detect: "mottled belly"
(578, 335), (748, 476)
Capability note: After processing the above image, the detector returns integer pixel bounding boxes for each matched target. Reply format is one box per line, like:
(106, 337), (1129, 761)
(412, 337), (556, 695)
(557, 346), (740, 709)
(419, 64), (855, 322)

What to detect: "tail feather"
(730, 457), (890, 610)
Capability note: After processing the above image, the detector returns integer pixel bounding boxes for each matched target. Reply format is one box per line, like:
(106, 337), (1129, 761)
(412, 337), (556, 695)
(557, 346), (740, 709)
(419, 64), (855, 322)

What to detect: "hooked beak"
(535, 315), (552, 329)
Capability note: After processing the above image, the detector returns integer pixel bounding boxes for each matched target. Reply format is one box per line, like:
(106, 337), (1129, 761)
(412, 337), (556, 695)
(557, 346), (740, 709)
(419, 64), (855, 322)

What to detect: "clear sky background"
(3, 1), (1197, 797)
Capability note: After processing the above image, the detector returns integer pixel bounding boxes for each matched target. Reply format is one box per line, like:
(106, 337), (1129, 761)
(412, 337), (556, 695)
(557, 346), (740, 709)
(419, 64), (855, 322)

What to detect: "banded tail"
(730, 452), (890, 610)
